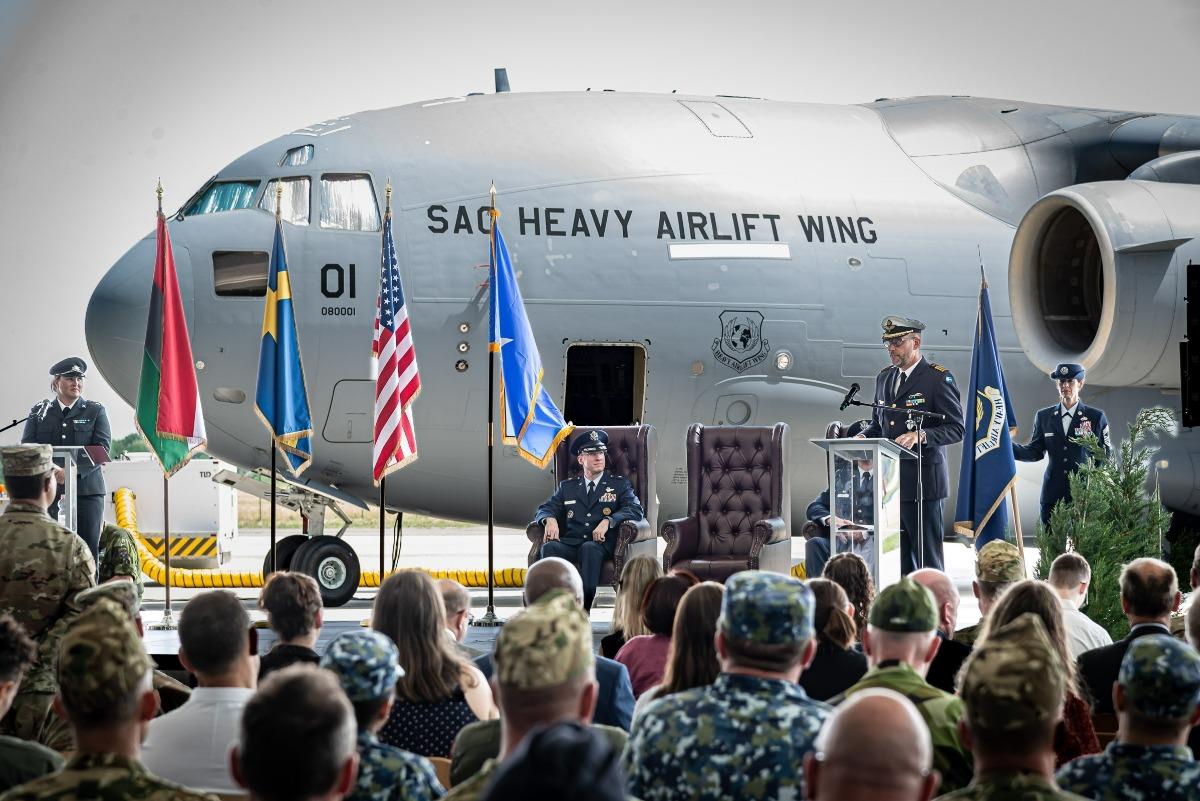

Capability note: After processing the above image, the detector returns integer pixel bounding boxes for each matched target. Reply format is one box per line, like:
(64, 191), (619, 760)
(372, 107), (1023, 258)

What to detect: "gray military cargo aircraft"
(85, 89), (1200, 571)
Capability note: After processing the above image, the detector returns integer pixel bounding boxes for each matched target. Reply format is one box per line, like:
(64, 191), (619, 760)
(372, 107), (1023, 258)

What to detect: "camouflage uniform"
(0, 598), (216, 801)
(954, 541), (1024, 646)
(845, 577), (974, 793)
(623, 572), (829, 801)
(0, 445), (96, 745)
(447, 589), (600, 801)
(937, 613), (1087, 801)
(97, 523), (142, 596)
(320, 630), (444, 801)
(1056, 635), (1200, 800)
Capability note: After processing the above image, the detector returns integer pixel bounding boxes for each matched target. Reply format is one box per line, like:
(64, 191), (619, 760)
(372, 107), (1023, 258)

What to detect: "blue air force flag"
(255, 217), (314, 474)
(954, 278), (1017, 548)
(489, 219), (573, 468)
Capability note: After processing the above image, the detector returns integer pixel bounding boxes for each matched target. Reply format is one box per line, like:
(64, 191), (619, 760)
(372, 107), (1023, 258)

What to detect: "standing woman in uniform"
(21, 357), (110, 563)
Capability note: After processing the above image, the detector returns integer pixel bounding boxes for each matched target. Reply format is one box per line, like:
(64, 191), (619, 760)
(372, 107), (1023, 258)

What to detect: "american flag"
(372, 209), (420, 482)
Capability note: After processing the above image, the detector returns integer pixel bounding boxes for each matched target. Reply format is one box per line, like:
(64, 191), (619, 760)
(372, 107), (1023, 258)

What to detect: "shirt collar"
(1106, 741), (1194, 762)
(188, 686), (256, 702)
(60, 399), (78, 413)
(584, 471), (605, 486)
(1058, 595), (1080, 611)
(1060, 402), (1079, 417)
(899, 357), (923, 380)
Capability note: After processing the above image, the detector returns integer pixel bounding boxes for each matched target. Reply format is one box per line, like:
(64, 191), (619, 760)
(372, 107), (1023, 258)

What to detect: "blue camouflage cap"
(319, 630), (404, 702)
(1118, 634), (1200, 720)
(719, 571), (814, 646)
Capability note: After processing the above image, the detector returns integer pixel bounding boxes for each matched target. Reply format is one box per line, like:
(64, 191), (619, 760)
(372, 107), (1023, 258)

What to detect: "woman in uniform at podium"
(21, 357), (110, 563)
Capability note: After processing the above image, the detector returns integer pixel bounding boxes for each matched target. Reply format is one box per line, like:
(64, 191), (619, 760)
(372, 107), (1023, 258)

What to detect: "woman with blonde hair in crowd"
(974, 578), (1100, 767)
(615, 572), (699, 697)
(601, 555), (662, 659)
(798, 578), (868, 701)
(372, 570), (498, 757)
(823, 552), (875, 644)
(632, 581), (725, 723)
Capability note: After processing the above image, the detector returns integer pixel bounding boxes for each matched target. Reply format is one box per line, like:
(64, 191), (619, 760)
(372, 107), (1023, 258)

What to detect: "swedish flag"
(255, 217), (313, 474)
(954, 276), (1017, 547)
(489, 220), (573, 468)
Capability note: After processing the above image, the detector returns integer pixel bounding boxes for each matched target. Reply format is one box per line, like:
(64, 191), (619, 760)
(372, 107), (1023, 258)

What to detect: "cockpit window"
(259, 177), (311, 226)
(186, 180), (260, 215)
(213, 251), (268, 297)
(320, 174), (380, 232)
(280, 145), (314, 167)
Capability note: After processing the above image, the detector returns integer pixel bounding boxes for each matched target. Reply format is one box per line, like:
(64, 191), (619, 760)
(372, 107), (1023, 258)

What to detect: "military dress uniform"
(0, 445), (96, 747)
(623, 572), (830, 801)
(21, 358), (111, 563)
(1056, 635), (1200, 801)
(861, 318), (964, 574)
(1012, 364), (1111, 527)
(805, 465), (875, 578)
(535, 430), (644, 610)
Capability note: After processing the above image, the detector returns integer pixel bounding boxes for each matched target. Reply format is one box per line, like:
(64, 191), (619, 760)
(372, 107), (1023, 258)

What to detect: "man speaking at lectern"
(21, 357), (111, 563)
(859, 317), (963, 574)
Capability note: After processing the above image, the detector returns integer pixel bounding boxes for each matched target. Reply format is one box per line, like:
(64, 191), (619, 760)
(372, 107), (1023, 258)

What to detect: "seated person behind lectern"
(805, 420), (875, 579)
(534, 430), (644, 612)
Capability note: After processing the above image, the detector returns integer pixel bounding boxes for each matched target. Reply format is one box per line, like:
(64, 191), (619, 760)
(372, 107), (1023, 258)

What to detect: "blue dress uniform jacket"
(1013, 402), (1110, 524)
(804, 470), (874, 579)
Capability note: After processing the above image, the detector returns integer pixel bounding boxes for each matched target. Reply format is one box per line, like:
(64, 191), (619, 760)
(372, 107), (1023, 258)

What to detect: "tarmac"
(139, 525), (1039, 660)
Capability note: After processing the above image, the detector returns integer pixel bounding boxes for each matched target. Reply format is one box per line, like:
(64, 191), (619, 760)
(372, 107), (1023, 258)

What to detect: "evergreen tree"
(1034, 407), (1175, 639)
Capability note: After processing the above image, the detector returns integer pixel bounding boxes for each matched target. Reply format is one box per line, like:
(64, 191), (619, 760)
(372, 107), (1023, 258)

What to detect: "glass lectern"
(809, 437), (913, 591)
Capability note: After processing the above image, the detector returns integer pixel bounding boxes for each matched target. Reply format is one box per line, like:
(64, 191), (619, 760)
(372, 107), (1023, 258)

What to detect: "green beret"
(869, 577), (938, 633)
(720, 571), (814, 646)
(1119, 634), (1200, 720)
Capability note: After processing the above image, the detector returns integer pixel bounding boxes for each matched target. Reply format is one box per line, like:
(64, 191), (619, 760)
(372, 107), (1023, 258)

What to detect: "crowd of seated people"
(3, 544), (1200, 801)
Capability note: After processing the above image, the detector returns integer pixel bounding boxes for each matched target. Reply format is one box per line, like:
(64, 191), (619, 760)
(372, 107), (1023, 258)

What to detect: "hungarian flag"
(136, 209), (206, 475)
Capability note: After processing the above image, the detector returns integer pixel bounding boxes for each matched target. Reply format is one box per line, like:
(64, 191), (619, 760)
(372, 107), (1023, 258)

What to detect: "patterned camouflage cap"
(1118, 634), (1200, 720)
(0, 444), (53, 477)
(720, 571), (814, 645)
(975, 540), (1024, 583)
(494, 588), (594, 690)
(78, 579), (141, 616)
(320, 629), (404, 702)
(58, 597), (153, 717)
(869, 577), (938, 633)
(960, 612), (1064, 732)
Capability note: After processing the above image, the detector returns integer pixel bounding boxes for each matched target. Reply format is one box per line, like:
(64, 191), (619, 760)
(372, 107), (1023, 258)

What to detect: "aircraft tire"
(261, 534), (310, 579)
(293, 535), (361, 608)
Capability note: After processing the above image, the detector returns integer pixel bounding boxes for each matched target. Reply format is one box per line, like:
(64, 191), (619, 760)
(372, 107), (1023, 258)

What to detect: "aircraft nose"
(86, 233), (162, 405)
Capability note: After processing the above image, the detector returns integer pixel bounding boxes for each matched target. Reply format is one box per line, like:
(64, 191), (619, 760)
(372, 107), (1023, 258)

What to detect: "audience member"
(0, 599), (215, 801)
(1048, 553), (1113, 659)
(954, 540), (1023, 646)
(633, 582), (724, 721)
(257, 571), (323, 679)
(842, 577), (973, 793)
(804, 688), (939, 801)
(231, 665), (358, 801)
(975, 580), (1099, 767)
(474, 557), (634, 731)
(478, 721), (627, 801)
(141, 589), (257, 794)
(0, 444), (95, 747)
(910, 568), (971, 694)
(615, 573), (698, 697)
(1189, 599), (1200, 649)
(320, 630), (444, 801)
(798, 578), (867, 702)
(438, 579), (482, 659)
(97, 522), (144, 597)
(939, 613), (1083, 800)
(1170, 543), (1199, 640)
(823, 552), (874, 641)
(601, 556), (662, 659)
(623, 572), (830, 801)
(1057, 635), (1200, 800)
(446, 590), (606, 800)
(373, 571), (496, 757)
(0, 614), (62, 792)
(1078, 558), (1181, 714)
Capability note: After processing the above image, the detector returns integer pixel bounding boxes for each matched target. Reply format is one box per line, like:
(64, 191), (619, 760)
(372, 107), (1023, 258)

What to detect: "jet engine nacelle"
(1009, 180), (1200, 388)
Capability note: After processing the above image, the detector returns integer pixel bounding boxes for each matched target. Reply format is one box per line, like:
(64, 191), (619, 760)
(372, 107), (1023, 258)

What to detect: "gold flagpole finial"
(489, 181), (499, 221)
(275, 182), (283, 220)
(156, 178), (163, 216)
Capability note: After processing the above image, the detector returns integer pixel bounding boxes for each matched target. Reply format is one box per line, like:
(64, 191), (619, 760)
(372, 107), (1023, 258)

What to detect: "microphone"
(37, 400), (51, 421)
(839, 383), (860, 411)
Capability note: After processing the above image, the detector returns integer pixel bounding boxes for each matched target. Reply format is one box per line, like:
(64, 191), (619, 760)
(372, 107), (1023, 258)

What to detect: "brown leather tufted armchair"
(662, 423), (792, 581)
(525, 425), (659, 592)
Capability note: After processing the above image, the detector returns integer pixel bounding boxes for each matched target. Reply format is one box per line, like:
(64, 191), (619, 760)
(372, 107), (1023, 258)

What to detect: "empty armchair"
(662, 423), (791, 581)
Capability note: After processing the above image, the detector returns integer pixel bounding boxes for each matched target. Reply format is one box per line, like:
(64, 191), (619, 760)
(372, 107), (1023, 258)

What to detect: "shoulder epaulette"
(931, 363), (948, 373)
(879, 365), (892, 375)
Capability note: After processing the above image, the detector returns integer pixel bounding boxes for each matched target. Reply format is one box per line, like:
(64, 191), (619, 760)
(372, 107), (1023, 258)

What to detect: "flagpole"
(1010, 482), (1028, 577)
(379, 477), (386, 583)
(476, 182), (501, 628)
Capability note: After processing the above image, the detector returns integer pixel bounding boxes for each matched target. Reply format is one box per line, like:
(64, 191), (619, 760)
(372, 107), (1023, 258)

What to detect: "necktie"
(892, 369), (903, 401)
(587, 481), (596, 502)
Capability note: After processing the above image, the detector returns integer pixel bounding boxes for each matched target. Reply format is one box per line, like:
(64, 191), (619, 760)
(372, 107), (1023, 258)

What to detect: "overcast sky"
(1, 0), (1198, 439)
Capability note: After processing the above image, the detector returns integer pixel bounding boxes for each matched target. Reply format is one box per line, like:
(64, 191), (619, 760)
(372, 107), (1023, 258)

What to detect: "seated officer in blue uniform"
(534, 429), (644, 611)
(859, 316), (964, 575)
(21, 357), (111, 564)
(1012, 362), (1111, 527)
(804, 420), (875, 579)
